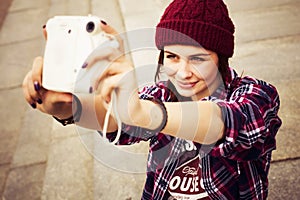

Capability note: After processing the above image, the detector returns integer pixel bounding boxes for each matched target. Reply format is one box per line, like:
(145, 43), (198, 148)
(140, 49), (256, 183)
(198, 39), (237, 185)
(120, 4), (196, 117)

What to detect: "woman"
(23, 0), (282, 199)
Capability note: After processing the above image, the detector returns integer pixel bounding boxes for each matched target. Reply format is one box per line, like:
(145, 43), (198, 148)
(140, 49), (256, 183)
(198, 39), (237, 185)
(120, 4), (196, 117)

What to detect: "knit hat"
(155, 0), (235, 57)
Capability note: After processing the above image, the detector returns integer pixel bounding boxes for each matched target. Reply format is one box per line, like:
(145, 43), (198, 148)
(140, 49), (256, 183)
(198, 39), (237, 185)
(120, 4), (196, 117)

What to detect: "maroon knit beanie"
(155, 0), (235, 57)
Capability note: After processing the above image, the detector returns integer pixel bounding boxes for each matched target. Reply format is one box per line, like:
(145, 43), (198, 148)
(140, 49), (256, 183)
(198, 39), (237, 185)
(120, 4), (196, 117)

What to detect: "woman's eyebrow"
(164, 50), (177, 55)
(189, 53), (211, 57)
(164, 50), (210, 57)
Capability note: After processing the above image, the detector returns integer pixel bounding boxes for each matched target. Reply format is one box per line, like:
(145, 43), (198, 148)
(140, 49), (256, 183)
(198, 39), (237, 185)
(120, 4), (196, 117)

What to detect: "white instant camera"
(42, 15), (119, 93)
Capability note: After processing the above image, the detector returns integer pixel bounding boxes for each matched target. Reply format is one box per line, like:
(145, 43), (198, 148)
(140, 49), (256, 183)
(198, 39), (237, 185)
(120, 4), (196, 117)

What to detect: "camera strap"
(102, 91), (122, 144)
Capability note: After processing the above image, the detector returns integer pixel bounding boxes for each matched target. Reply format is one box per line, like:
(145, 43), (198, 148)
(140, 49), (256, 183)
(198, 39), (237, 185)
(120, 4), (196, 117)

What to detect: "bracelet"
(145, 97), (168, 133)
(53, 95), (82, 126)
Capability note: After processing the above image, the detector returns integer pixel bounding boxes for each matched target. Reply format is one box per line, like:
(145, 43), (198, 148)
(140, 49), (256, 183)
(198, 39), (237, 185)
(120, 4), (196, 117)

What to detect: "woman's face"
(163, 45), (221, 100)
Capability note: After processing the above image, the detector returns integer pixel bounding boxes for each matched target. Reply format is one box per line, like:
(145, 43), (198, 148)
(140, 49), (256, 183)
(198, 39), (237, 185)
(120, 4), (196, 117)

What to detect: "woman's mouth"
(177, 81), (197, 89)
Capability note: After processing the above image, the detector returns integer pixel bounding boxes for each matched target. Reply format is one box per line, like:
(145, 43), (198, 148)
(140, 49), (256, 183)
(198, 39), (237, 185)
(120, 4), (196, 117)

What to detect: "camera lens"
(86, 21), (95, 33)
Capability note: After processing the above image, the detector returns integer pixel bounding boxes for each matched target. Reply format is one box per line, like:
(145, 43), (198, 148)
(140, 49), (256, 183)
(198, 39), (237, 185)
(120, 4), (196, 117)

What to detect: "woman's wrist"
(146, 97), (168, 132)
(137, 98), (167, 132)
(53, 95), (82, 126)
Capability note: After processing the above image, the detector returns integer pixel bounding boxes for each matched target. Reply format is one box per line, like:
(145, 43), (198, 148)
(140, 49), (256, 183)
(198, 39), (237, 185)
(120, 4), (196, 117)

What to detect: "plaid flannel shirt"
(104, 68), (282, 200)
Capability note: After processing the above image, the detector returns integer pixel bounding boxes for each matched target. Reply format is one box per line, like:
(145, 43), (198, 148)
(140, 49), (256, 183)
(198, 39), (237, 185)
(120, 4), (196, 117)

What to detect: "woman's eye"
(190, 57), (205, 62)
(166, 54), (178, 60)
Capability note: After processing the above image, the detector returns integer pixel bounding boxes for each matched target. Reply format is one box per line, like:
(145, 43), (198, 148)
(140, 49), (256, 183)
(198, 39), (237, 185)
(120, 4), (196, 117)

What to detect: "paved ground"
(0, 0), (299, 199)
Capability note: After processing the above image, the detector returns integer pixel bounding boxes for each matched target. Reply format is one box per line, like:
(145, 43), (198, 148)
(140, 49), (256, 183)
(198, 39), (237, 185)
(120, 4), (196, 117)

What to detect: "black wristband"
(53, 95), (82, 126)
(145, 97), (168, 133)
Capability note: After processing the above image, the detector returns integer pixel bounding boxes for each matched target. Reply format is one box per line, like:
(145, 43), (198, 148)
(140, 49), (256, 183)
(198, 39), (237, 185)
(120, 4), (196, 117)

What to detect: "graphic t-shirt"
(168, 141), (210, 200)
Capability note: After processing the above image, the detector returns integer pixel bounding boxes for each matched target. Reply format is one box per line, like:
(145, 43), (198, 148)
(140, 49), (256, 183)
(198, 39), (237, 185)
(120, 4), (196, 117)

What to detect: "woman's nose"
(176, 60), (193, 79)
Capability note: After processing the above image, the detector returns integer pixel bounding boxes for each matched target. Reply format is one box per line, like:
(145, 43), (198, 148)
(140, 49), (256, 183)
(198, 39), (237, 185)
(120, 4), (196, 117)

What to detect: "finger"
(31, 56), (43, 86)
(98, 75), (121, 103)
(94, 61), (132, 91)
(23, 88), (37, 109)
(36, 90), (73, 115)
(46, 91), (73, 104)
(42, 24), (47, 40)
(83, 46), (123, 69)
(22, 72), (38, 108)
(27, 74), (43, 105)
(29, 57), (44, 103)
(100, 21), (124, 53)
(100, 20), (118, 35)
(25, 71), (43, 107)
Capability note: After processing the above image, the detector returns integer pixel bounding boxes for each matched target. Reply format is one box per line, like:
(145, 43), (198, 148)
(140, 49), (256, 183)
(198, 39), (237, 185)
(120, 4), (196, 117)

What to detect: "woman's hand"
(22, 57), (74, 119)
(22, 24), (74, 120)
(84, 23), (146, 127)
(22, 21), (158, 131)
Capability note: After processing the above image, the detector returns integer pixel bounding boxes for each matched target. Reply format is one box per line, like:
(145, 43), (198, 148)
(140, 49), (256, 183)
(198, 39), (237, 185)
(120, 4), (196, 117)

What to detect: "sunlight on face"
(163, 45), (221, 100)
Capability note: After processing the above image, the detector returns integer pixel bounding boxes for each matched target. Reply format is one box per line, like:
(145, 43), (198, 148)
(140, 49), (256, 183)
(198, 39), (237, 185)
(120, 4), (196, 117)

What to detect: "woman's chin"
(175, 87), (195, 98)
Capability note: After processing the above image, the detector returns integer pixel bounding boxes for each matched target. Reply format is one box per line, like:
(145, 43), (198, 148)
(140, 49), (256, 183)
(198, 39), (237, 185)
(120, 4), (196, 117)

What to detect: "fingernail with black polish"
(89, 86), (93, 94)
(37, 99), (43, 104)
(34, 81), (40, 91)
(82, 62), (88, 69)
(100, 20), (107, 25)
(31, 103), (36, 109)
(42, 24), (46, 29)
